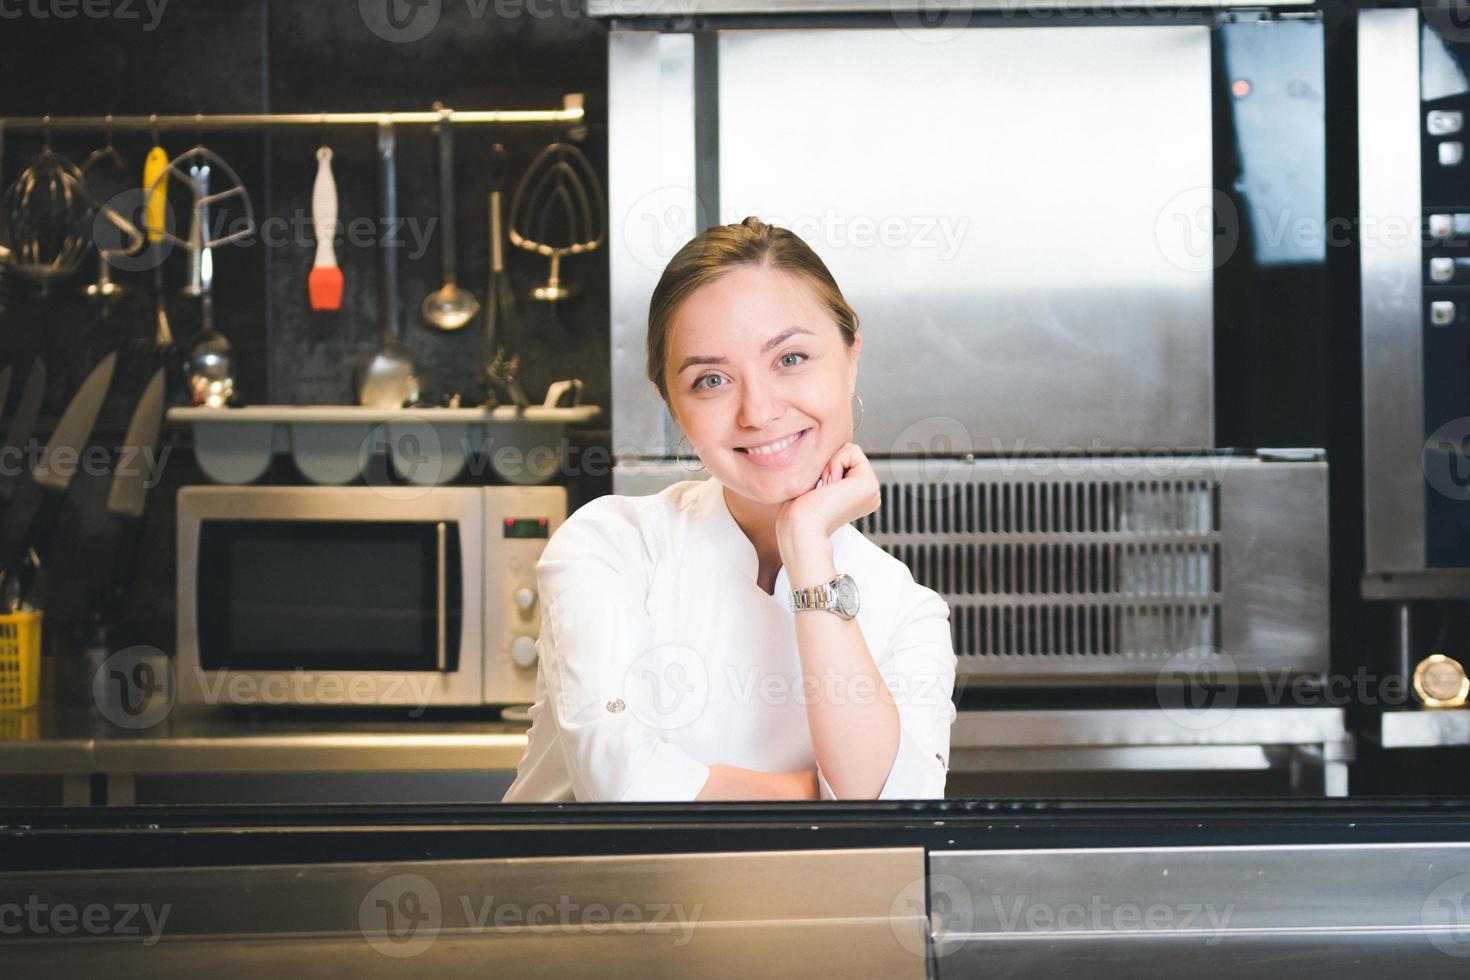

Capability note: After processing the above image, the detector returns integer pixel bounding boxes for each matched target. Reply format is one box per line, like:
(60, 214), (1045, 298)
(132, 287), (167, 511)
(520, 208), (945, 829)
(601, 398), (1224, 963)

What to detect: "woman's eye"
(778, 352), (808, 368)
(692, 374), (724, 391)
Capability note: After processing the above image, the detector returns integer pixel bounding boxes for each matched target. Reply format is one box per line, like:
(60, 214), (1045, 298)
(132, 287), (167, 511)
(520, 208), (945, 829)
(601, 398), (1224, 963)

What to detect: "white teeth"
(746, 430), (803, 456)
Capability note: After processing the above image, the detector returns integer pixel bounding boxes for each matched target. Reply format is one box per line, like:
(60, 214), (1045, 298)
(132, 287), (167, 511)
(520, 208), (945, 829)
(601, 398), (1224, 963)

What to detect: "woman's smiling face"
(663, 263), (862, 506)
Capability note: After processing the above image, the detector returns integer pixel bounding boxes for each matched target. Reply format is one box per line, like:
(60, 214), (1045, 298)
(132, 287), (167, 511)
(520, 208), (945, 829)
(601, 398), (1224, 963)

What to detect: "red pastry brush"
(309, 145), (343, 311)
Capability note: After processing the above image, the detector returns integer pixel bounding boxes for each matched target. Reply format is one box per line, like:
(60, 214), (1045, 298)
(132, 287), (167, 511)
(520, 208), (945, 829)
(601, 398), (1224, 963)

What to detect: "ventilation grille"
(857, 478), (1223, 662)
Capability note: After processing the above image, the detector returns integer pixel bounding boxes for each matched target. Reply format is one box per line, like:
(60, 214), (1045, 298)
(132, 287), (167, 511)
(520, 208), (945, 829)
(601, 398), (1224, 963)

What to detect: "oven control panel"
(1421, 44), (1470, 568)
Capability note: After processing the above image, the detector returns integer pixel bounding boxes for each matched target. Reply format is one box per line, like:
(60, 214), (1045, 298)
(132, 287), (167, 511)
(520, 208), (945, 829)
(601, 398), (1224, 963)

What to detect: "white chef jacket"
(501, 473), (958, 802)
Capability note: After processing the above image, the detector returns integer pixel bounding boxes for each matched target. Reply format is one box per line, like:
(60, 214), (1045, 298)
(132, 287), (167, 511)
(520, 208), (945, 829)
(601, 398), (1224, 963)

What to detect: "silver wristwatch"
(790, 572), (860, 620)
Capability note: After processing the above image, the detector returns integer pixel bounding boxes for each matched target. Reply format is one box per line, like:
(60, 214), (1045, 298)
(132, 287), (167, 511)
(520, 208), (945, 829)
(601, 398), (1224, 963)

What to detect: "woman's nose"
(736, 377), (783, 430)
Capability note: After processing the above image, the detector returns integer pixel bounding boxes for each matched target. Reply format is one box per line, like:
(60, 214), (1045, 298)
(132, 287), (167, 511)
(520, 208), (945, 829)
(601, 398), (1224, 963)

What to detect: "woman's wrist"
(774, 768), (819, 800)
(777, 769), (819, 800)
(697, 764), (820, 800)
(779, 532), (835, 590)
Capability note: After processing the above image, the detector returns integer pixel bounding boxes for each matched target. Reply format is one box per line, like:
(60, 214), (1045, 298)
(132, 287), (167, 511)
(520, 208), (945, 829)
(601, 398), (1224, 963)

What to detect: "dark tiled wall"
(0, 0), (613, 653)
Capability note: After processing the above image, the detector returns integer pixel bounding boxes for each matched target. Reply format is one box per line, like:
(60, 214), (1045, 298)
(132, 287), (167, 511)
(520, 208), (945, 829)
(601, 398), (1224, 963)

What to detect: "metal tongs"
(484, 349), (530, 412)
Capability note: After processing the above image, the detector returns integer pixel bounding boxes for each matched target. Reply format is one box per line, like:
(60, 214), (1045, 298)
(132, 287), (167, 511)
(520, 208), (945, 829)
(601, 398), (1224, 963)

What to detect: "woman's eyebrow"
(676, 326), (814, 375)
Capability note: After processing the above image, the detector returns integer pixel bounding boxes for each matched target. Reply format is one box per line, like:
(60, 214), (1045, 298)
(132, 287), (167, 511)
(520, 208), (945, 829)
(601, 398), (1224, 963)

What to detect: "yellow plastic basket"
(0, 610), (43, 711)
(0, 707), (38, 739)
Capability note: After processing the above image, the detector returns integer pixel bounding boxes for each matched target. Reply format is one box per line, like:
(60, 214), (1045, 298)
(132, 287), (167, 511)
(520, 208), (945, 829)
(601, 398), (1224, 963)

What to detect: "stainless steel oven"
(601, 6), (1332, 686)
(176, 486), (565, 709)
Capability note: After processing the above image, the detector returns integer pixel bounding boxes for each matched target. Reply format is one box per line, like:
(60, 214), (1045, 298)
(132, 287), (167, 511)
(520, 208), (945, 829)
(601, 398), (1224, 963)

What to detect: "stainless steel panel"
(590, 0), (1311, 15)
(930, 842), (1470, 977)
(946, 706), (1352, 794)
(1359, 9), (1427, 575)
(0, 848), (929, 979)
(614, 455), (1328, 684)
(611, 25), (1215, 454)
(1381, 709), (1470, 748)
(951, 706), (1349, 749)
(1362, 569), (1470, 600)
(609, 31), (697, 458)
(1218, 455), (1330, 681)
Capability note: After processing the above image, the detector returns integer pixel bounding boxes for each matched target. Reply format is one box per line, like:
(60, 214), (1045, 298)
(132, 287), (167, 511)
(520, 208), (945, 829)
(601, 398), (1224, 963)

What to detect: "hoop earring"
(675, 432), (706, 472)
(852, 392), (864, 434)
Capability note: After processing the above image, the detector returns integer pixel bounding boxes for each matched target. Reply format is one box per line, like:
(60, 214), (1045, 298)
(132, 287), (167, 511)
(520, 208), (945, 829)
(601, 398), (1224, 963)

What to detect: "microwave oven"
(176, 486), (566, 710)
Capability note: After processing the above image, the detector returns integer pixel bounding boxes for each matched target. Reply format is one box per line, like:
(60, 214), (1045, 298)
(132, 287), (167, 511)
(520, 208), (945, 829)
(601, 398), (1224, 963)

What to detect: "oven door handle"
(436, 521), (448, 673)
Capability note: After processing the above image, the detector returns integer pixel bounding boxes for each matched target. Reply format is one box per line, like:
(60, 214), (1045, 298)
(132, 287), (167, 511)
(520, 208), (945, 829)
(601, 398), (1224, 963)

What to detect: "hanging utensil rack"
(0, 95), (585, 133)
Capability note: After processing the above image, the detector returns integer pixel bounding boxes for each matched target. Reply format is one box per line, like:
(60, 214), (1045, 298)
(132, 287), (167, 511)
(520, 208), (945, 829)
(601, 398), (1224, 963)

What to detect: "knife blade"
(0, 365), (15, 425)
(0, 357), (46, 505)
(100, 366), (166, 622)
(107, 367), (164, 520)
(1, 352), (117, 600)
(33, 351), (116, 492)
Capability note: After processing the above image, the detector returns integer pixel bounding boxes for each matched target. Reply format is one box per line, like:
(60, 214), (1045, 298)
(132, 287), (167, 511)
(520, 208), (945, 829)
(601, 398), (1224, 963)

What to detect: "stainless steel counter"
(6, 798), (1470, 979)
(0, 704), (1353, 804)
(0, 706), (531, 805)
(951, 707), (1353, 796)
(3, 846), (932, 979)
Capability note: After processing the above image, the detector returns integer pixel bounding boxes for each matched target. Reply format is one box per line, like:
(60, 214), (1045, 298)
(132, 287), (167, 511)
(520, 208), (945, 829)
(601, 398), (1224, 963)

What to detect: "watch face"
(834, 573), (860, 617)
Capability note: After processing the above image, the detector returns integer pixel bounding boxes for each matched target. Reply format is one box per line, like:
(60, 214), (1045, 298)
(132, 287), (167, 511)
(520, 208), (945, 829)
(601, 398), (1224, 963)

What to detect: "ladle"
(420, 105), (479, 331)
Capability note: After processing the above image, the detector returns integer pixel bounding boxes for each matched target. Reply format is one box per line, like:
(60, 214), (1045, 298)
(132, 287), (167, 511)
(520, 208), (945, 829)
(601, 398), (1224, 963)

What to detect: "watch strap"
(792, 574), (856, 618)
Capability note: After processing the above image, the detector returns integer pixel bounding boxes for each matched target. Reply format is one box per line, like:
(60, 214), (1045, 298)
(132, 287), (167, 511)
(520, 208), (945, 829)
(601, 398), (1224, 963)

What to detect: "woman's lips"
(734, 427), (811, 467)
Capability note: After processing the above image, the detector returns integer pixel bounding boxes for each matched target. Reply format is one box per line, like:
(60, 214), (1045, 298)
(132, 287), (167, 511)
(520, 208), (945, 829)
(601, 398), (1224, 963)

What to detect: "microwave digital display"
(502, 517), (549, 539)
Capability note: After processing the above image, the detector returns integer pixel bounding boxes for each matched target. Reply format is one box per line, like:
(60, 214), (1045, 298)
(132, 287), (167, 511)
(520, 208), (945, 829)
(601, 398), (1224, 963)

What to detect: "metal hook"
(41, 114), (51, 151)
(81, 113), (125, 173)
(149, 113), (160, 146)
(320, 112), (329, 149)
(194, 112), (205, 149)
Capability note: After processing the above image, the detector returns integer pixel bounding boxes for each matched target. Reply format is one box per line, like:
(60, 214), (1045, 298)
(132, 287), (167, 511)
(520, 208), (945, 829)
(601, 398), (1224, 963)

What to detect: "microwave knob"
(511, 635), (539, 668)
(514, 587), (537, 613)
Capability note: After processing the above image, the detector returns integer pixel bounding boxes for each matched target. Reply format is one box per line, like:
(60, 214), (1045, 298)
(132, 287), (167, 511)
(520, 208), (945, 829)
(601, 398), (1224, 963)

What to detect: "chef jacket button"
(607, 698), (626, 713)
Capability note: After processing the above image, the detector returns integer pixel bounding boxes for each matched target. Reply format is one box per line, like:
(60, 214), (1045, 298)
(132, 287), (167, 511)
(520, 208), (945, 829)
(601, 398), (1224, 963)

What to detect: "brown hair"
(646, 216), (860, 402)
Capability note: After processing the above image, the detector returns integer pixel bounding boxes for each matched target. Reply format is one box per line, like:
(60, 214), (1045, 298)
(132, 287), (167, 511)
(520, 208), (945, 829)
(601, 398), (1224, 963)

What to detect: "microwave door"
(192, 518), (479, 706)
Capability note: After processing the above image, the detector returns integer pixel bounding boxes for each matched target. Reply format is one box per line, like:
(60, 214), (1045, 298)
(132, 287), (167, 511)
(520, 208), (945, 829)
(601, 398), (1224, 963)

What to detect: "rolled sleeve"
(818, 583), (957, 800)
(537, 499), (713, 802)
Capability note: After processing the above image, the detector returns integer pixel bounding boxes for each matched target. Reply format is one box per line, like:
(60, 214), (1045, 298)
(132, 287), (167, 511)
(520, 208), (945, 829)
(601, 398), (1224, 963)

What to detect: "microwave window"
(197, 521), (462, 672)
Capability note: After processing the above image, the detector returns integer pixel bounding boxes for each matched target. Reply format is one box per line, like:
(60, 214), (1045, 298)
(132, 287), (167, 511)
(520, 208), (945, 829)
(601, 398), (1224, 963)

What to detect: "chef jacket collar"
(695, 474), (854, 600)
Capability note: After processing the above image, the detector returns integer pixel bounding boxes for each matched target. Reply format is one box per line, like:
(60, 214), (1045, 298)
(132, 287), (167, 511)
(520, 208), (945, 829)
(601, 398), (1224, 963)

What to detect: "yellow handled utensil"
(142, 145), (169, 242)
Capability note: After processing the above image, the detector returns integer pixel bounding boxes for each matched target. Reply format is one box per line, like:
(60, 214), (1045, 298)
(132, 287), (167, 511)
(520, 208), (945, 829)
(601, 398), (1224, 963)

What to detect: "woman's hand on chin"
(775, 441), (882, 554)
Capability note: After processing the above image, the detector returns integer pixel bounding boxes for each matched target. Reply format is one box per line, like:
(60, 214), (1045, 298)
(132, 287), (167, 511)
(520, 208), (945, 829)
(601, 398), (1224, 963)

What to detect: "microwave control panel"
(483, 486), (568, 704)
